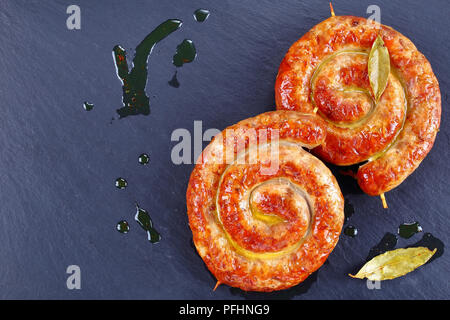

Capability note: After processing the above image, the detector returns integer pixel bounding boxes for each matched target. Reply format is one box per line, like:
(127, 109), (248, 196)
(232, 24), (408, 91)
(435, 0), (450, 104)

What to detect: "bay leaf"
(368, 35), (390, 102)
(349, 247), (436, 281)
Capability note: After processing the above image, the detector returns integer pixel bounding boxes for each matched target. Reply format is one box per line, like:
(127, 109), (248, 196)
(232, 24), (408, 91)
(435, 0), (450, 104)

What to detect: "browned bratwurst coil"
(186, 111), (344, 291)
(275, 16), (441, 196)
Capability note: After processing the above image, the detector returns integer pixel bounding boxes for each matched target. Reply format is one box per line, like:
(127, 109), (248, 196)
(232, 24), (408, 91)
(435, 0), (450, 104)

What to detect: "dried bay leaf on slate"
(368, 35), (390, 102)
(349, 247), (436, 281)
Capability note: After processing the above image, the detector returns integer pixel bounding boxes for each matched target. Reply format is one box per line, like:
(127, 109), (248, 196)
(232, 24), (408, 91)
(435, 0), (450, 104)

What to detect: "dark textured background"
(0, 0), (448, 299)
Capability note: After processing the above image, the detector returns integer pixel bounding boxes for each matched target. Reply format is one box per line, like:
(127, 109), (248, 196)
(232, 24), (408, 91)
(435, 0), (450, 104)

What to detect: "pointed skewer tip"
(380, 193), (388, 209)
(329, 2), (335, 17)
(213, 280), (221, 291)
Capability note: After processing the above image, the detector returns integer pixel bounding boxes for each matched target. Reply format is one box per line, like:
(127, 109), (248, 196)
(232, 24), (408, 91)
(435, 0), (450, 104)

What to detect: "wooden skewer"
(213, 280), (221, 291)
(329, 2), (335, 17)
(380, 193), (388, 209)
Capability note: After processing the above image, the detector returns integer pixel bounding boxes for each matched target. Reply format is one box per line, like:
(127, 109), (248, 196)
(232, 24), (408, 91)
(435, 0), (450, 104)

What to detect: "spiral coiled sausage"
(275, 16), (441, 195)
(186, 111), (344, 291)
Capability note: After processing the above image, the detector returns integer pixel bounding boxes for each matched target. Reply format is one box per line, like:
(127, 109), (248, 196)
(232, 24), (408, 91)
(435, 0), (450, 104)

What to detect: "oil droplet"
(138, 153), (150, 165)
(83, 102), (94, 111)
(173, 39), (197, 67)
(366, 232), (398, 261)
(409, 232), (444, 263)
(147, 228), (161, 243)
(344, 225), (358, 237)
(194, 9), (210, 22)
(116, 220), (130, 233)
(168, 71), (180, 88)
(135, 205), (152, 229)
(112, 19), (182, 118)
(398, 221), (422, 239)
(135, 204), (161, 244)
(344, 199), (355, 222)
(115, 177), (128, 189)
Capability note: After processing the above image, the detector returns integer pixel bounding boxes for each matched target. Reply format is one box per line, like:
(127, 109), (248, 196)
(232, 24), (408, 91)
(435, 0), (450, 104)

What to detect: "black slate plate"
(0, 0), (448, 299)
